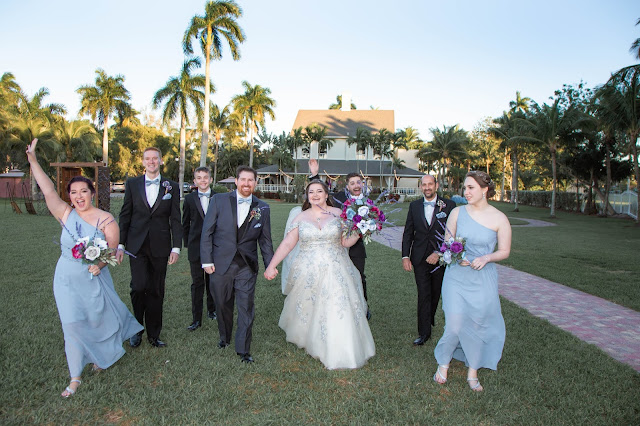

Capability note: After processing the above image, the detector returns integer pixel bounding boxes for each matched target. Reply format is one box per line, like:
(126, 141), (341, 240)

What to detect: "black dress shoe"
(207, 311), (217, 320)
(238, 353), (254, 363)
(366, 309), (372, 321)
(413, 335), (430, 346)
(187, 321), (201, 331)
(129, 333), (142, 348)
(148, 337), (167, 348)
(218, 340), (229, 349)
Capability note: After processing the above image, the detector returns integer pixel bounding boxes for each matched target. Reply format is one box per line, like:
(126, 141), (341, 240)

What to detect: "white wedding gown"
(279, 216), (375, 369)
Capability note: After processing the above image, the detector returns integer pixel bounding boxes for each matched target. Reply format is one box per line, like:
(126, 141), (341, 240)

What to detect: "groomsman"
(201, 166), (274, 363)
(117, 147), (183, 348)
(309, 159), (371, 320)
(182, 167), (217, 331)
(401, 175), (455, 345)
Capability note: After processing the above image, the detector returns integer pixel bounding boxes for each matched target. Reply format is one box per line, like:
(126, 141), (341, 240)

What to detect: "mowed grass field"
(0, 198), (638, 424)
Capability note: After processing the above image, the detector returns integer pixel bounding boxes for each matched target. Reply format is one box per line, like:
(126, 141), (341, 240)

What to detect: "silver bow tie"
(146, 178), (160, 186)
(424, 201), (436, 207)
(238, 198), (251, 204)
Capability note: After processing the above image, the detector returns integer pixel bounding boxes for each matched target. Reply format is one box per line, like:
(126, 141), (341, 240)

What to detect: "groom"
(201, 165), (274, 363)
(401, 174), (455, 346)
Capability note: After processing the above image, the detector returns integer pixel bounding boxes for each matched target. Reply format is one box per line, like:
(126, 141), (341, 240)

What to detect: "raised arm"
(25, 139), (70, 220)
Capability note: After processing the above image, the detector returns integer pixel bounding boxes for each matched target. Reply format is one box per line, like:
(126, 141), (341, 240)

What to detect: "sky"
(1, 0), (638, 141)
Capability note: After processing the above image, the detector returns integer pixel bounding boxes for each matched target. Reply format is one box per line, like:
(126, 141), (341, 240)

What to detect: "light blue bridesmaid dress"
(434, 206), (505, 370)
(54, 210), (143, 377)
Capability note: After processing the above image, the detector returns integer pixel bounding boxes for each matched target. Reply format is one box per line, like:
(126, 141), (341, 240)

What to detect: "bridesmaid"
(432, 171), (511, 391)
(26, 139), (142, 397)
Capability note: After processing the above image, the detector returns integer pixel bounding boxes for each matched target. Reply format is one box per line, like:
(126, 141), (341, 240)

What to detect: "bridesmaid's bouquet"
(71, 236), (118, 266)
(339, 197), (386, 244)
(437, 237), (467, 267)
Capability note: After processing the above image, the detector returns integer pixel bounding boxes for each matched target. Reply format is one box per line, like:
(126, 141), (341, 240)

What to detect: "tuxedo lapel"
(137, 177), (151, 209)
(195, 194), (206, 219)
(229, 192), (238, 230)
(427, 200), (437, 231)
(418, 200), (429, 231)
(239, 198), (258, 241)
(150, 178), (167, 214)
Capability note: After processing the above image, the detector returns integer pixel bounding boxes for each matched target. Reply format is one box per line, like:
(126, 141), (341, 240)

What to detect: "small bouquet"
(72, 236), (118, 267)
(437, 237), (467, 267)
(340, 197), (386, 244)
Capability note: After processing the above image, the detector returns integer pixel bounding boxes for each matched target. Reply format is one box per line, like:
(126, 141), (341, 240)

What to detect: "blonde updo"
(466, 171), (496, 198)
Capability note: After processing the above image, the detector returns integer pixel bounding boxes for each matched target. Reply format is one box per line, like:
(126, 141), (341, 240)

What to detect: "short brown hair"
(236, 165), (257, 179)
(466, 171), (496, 198)
(194, 166), (211, 176)
(143, 147), (162, 157)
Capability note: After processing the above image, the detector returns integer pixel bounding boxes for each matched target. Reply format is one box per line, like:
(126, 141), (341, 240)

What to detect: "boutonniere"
(436, 211), (447, 219)
(437, 199), (446, 211)
(162, 181), (172, 200)
(249, 206), (262, 221)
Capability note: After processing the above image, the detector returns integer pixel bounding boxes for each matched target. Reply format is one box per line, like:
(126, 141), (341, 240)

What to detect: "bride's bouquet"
(71, 236), (118, 266)
(437, 237), (467, 267)
(339, 197), (386, 244)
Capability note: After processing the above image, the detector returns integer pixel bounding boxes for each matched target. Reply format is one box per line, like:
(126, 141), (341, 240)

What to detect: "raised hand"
(309, 159), (319, 177)
(25, 138), (38, 161)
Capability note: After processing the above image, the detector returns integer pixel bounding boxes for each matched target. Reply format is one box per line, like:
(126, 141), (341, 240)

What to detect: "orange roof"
(291, 110), (394, 137)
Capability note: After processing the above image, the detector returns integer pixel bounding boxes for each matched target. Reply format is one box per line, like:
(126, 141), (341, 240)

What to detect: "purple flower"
(450, 241), (464, 254)
(353, 214), (362, 223)
(439, 243), (448, 252)
(366, 198), (374, 205)
(379, 213), (385, 222)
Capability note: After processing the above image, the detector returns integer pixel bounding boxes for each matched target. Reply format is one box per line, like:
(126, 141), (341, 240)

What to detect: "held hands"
(402, 258), (413, 272)
(115, 249), (124, 264)
(426, 252), (440, 265)
(264, 266), (278, 281)
(168, 252), (179, 265)
(88, 264), (101, 276)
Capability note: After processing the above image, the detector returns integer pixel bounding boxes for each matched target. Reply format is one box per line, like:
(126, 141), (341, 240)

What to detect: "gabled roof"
(291, 110), (395, 137)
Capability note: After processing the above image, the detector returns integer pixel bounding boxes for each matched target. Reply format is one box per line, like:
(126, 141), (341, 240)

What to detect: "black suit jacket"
(332, 191), (366, 259)
(200, 191), (274, 275)
(182, 190), (213, 262)
(119, 175), (183, 257)
(401, 196), (456, 265)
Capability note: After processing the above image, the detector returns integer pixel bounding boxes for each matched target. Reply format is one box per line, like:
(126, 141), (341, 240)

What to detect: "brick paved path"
(372, 225), (640, 372)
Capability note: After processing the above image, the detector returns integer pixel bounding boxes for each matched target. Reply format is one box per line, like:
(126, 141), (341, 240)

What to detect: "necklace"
(316, 216), (321, 222)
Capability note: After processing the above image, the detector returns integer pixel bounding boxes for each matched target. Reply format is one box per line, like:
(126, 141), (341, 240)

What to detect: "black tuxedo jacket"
(182, 190), (213, 262)
(200, 191), (274, 275)
(119, 175), (183, 257)
(333, 191), (366, 259)
(401, 196), (456, 265)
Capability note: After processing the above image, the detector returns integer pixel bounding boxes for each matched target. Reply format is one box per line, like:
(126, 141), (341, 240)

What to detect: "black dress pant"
(413, 260), (445, 338)
(189, 260), (216, 322)
(129, 235), (168, 339)
(351, 256), (368, 301)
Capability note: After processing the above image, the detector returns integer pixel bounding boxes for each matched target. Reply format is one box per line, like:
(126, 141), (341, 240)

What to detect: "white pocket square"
(436, 212), (447, 219)
(253, 223), (262, 228)
(162, 193), (172, 200)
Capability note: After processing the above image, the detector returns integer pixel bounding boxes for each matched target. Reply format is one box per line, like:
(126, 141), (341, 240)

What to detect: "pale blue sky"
(1, 0), (638, 140)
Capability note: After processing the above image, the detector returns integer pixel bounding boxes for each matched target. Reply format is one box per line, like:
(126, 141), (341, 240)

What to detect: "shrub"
(212, 184), (229, 194)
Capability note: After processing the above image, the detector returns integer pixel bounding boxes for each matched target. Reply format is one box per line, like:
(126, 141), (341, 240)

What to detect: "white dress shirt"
(237, 191), (252, 227)
(424, 196), (436, 226)
(145, 174), (161, 206)
(199, 191), (211, 215)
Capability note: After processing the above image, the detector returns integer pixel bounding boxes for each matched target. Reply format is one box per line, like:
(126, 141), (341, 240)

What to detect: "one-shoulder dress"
(434, 206), (505, 370)
(54, 210), (143, 377)
(279, 217), (375, 369)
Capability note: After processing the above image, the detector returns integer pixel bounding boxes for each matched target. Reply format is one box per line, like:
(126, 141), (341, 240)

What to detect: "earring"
(482, 193), (486, 199)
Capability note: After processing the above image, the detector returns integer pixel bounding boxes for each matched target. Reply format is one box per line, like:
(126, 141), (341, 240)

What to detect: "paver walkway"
(372, 225), (640, 373)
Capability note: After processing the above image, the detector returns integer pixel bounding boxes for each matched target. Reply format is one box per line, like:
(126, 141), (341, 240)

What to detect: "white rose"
(94, 238), (108, 249)
(84, 245), (101, 261)
(356, 221), (368, 233)
(367, 220), (377, 232)
(357, 206), (369, 217)
(77, 236), (90, 245)
(442, 251), (452, 264)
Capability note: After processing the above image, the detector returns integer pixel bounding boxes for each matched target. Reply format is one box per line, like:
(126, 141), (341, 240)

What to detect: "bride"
(264, 180), (375, 369)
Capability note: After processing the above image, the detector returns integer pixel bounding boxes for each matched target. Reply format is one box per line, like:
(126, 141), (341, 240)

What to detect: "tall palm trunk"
(248, 123), (254, 167)
(179, 115), (186, 199)
(550, 144), (557, 218)
(200, 37), (211, 167)
(511, 149), (519, 211)
(213, 135), (221, 184)
(630, 131), (640, 224)
(102, 116), (109, 165)
(603, 134), (614, 216)
(500, 147), (507, 201)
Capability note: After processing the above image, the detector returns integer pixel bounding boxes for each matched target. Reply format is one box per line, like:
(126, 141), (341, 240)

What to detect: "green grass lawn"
(0, 199), (638, 424)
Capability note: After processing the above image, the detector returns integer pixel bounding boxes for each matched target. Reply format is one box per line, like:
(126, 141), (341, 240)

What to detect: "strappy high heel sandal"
(61, 379), (82, 398)
(467, 376), (483, 392)
(433, 365), (449, 384)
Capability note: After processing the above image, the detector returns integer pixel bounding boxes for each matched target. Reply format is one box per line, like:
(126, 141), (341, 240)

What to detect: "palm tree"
(600, 65), (640, 223)
(509, 91), (531, 114)
(630, 17), (640, 61)
(346, 127), (372, 176)
(419, 125), (467, 189)
(209, 103), (232, 183)
(329, 94), (356, 110)
(523, 100), (591, 217)
(470, 118), (501, 174)
(303, 123), (334, 159)
(115, 103), (141, 128)
(183, 0), (245, 167)
(371, 128), (394, 190)
(152, 58), (207, 198)
(77, 69), (131, 166)
(288, 126), (305, 175)
(231, 81), (276, 167)
(53, 119), (101, 162)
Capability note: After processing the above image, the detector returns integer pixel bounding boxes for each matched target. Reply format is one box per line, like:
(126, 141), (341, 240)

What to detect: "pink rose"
(71, 243), (84, 259)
